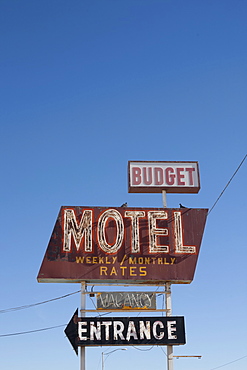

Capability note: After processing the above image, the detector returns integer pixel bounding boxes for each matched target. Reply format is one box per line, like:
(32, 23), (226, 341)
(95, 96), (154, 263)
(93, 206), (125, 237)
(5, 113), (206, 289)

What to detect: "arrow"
(64, 309), (79, 355)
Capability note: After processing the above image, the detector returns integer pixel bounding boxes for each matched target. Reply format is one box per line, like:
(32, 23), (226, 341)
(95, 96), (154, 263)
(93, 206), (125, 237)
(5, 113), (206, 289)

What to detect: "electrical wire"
(208, 154), (246, 215)
(0, 310), (112, 338)
(209, 354), (247, 369)
(0, 290), (80, 314)
(0, 324), (66, 337)
(159, 346), (167, 357)
(131, 345), (154, 351)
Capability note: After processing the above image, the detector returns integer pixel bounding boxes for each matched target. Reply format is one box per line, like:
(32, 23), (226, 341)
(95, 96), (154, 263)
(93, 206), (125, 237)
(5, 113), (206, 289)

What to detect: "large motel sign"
(37, 206), (207, 284)
(38, 160), (208, 370)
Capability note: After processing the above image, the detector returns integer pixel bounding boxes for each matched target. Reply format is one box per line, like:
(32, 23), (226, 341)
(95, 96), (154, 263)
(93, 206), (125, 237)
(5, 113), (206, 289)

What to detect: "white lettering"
(153, 321), (165, 340)
(98, 209), (124, 253)
(90, 321), (101, 340)
(126, 321), (138, 341)
(102, 321), (112, 340)
(167, 321), (177, 339)
(140, 293), (152, 308)
(148, 211), (169, 253)
(139, 321), (151, 339)
(63, 209), (92, 252)
(125, 211), (145, 253)
(78, 321), (88, 340)
(174, 212), (196, 253)
(113, 321), (125, 340)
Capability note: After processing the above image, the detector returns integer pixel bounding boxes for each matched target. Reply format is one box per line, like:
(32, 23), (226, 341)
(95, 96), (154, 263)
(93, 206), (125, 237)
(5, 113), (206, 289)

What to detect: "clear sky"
(0, 1), (246, 369)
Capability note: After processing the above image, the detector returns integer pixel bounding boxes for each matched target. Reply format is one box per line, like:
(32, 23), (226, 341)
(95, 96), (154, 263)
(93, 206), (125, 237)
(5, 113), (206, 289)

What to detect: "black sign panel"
(77, 316), (185, 346)
(64, 309), (79, 354)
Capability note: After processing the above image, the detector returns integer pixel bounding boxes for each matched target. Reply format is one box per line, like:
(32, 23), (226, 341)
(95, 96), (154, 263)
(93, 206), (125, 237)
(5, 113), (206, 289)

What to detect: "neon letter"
(174, 211), (196, 253)
(148, 211), (169, 253)
(98, 209), (124, 253)
(125, 211), (145, 253)
(63, 209), (92, 252)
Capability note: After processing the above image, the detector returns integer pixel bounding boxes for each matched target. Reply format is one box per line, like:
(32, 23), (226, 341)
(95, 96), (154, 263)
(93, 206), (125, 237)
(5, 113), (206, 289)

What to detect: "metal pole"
(162, 190), (173, 370)
(102, 349), (127, 370)
(162, 190), (167, 208)
(80, 282), (86, 370)
(165, 282), (173, 370)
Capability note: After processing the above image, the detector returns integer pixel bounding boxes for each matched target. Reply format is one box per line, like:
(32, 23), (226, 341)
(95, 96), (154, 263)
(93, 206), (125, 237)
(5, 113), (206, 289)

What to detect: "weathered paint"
(128, 161), (200, 193)
(37, 206), (208, 284)
(96, 292), (156, 310)
(76, 316), (185, 346)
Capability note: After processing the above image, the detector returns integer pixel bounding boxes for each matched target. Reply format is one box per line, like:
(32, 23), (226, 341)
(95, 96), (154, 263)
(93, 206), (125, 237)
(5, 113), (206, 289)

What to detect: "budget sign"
(128, 161), (200, 193)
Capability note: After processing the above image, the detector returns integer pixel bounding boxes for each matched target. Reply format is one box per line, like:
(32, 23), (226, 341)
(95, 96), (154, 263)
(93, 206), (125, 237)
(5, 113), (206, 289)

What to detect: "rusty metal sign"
(96, 292), (156, 310)
(65, 312), (186, 348)
(37, 206), (208, 284)
(128, 161), (200, 193)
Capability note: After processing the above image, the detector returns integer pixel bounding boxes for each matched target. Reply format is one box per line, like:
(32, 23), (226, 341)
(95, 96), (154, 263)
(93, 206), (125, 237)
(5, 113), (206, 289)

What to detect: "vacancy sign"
(128, 161), (200, 193)
(37, 206), (208, 284)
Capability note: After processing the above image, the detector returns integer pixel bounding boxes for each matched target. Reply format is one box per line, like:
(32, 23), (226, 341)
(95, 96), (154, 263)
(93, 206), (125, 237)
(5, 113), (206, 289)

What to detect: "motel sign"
(37, 206), (208, 284)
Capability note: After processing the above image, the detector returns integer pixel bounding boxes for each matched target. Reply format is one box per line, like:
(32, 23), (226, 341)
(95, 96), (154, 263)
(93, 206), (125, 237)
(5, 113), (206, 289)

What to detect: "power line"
(0, 310), (111, 337)
(209, 354), (247, 369)
(0, 290), (80, 314)
(159, 346), (168, 357)
(0, 324), (66, 337)
(131, 346), (154, 351)
(208, 154), (246, 215)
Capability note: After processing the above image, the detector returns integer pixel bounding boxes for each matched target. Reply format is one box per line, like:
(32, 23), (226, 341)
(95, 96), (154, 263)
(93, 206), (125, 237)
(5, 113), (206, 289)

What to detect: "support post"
(80, 282), (86, 370)
(162, 188), (173, 369)
(162, 190), (167, 208)
(165, 282), (173, 370)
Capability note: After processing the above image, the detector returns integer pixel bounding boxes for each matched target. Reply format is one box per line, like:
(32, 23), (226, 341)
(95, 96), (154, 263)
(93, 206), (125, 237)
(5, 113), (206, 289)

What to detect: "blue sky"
(0, 1), (246, 369)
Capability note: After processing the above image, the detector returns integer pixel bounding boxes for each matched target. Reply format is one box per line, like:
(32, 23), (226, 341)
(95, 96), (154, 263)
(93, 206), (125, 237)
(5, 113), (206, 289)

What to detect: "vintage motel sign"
(37, 206), (208, 284)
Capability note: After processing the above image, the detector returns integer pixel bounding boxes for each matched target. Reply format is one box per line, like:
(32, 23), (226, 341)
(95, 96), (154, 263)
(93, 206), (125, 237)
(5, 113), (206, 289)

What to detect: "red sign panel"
(37, 207), (208, 284)
(128, 161), (200, 193)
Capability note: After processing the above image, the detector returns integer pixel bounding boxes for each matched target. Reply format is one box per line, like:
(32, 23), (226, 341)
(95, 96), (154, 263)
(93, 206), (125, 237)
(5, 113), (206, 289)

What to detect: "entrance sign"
(97, 292), (156, 310)
(65, 314), (185, 347)
(128, 161), (200, 193)
(37, 206), (208, 284)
